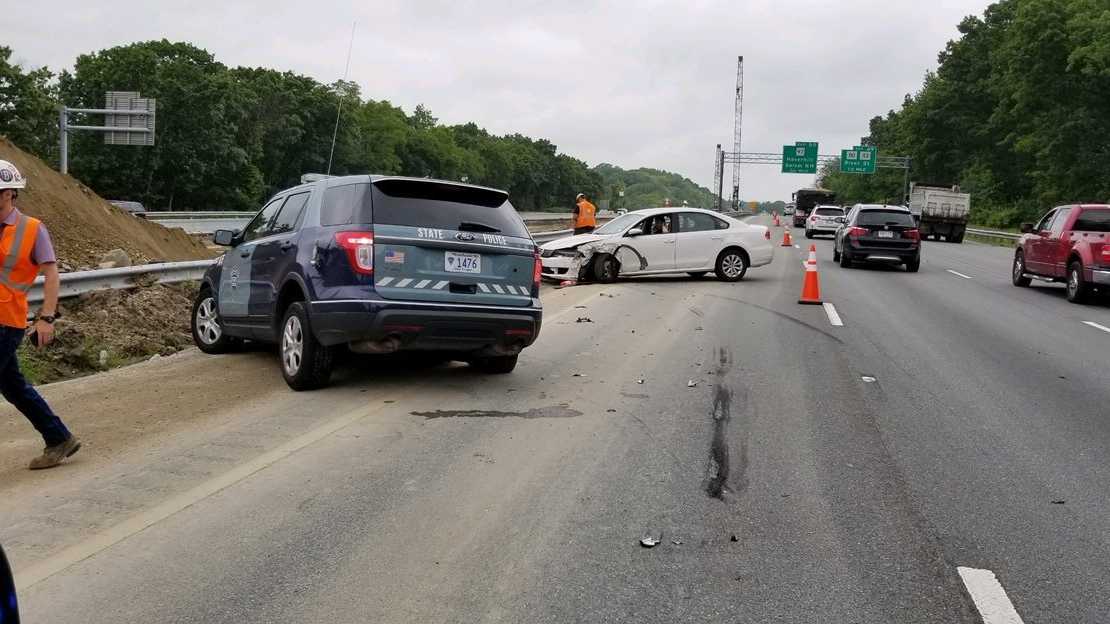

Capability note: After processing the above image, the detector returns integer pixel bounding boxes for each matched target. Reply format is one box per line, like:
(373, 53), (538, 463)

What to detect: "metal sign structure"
(59, 91), (156, 174)
(713, 148), (912, 209)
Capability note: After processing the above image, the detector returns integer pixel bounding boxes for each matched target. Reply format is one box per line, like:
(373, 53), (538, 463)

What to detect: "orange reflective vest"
(0, 214), (42, 329)
(575, 200), (597, 228)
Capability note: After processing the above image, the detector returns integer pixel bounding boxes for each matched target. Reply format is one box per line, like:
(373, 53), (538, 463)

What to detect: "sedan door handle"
(280, 241), (294, 252)
(664, 239), (676, 245)
(711, 236), (724, 240)
(239, 250), (250, 257)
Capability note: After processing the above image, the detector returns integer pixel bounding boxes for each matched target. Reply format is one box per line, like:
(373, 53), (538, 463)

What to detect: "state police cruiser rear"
(191, 176), (543, 390)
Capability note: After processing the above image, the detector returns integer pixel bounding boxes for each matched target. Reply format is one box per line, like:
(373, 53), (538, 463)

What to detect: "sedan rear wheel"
(715, 249), (747, 282)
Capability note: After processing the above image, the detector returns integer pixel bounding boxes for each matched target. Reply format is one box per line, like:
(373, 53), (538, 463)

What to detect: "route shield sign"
(782, 141), (818, 174)
(840, 145), (877, 174)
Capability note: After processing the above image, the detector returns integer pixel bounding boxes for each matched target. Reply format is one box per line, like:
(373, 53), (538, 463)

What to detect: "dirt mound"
(0, 136), (214, 269)
(20, 282), (198, 384)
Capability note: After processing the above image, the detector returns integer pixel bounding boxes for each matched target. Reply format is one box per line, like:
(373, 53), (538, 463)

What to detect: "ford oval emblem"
(456, 232), (475, 242)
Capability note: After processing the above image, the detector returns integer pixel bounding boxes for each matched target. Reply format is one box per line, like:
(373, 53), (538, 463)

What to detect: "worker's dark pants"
(574, 226), (595, 235)
(0, 325), (70, 446)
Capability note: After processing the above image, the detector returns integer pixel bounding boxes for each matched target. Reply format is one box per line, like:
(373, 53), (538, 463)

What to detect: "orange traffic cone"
(798, 244), (822, 305)
(781, 228), (793, 247)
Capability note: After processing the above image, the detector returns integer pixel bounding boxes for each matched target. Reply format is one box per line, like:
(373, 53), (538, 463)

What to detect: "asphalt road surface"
(4, 216), (1109, 623)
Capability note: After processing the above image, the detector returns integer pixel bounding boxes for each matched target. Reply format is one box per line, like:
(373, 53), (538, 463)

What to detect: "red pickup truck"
(1012, 204), (1110, 303)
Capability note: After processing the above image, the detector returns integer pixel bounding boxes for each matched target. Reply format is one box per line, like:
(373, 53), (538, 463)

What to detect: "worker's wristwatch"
(37, 314), (58, 324)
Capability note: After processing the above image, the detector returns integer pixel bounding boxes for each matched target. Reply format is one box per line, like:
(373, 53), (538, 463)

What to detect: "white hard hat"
(0, 160), (26, 190)
(576, 193), (586, 200)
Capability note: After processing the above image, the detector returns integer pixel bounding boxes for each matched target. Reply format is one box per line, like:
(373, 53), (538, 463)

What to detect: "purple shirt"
(3, 208), (56, 265)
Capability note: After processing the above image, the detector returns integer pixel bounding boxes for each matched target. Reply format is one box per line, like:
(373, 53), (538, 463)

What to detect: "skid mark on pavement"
(412, 406), (581, 419)
(706, 294), (844, 344)
(704, 347), (748, 500)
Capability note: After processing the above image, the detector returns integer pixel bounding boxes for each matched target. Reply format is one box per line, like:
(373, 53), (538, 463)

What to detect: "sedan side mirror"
(1019, 223), (1034, 234)
(836, 217), (847, 224)
(626, 228), (644, 237)
(213, 229), (238, 246)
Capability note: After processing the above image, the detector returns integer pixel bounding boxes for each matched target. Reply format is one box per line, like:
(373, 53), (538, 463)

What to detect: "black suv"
(191, 176), (543, 390)
(833, 204), (921, 272)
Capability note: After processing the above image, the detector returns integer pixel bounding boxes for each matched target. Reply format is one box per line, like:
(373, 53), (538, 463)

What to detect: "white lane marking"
(433, 280), (449, 290)
(947, 269), (974, 279)
(376, 277), (394, 287)
(491, 284), (505, 294)
(1082, 320), (1110, 334)
(18, 399), (396, 589)
(822, 302), (844, 327)
(477, 283), (491, 293)
(957, 567), (1025, 624)
(395, 278), (413, 288)
(414, 279), (431, 289)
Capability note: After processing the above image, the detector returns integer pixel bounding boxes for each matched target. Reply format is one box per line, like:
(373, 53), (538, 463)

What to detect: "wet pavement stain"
(412, 406), (581, 419)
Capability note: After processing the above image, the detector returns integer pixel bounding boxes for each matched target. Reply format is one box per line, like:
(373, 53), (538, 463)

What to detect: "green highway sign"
(782, 141), (818, 174)
(840, 145), (877, 174)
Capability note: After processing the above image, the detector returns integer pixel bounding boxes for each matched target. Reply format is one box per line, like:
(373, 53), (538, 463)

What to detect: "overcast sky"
(11, 1), (991, 202)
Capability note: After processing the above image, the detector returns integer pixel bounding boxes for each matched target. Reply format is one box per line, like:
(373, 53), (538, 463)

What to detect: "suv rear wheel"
(1012, 251), (1032, 287)
(905, 256), (920, 272)
(191, 287), (238, 354)
(1066, 261), (1092, 304)
(280, 302), (334, 390)
(471, 354), (518, 374)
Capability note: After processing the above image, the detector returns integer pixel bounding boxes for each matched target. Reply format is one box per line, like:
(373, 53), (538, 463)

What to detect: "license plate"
(876, 231), (895, 238)
(445, 251), (481, 273)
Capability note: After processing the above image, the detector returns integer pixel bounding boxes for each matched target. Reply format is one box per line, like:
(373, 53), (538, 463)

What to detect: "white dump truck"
(908, 183), (971, 243)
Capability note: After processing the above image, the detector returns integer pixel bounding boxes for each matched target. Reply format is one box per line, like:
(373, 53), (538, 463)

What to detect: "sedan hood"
(540, 233), (612, 251)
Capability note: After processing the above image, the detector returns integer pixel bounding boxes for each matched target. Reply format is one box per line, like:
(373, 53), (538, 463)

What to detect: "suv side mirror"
(626, 228), (644, 237)
(213, 229), (237, 246)
(836, 217), (847, 224)
(1019, 223), (1034, 234)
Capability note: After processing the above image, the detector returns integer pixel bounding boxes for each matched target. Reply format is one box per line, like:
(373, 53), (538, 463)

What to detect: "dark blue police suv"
(191, 176), (543, 390)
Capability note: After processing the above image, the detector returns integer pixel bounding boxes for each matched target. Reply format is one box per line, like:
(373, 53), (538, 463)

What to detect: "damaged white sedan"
(540, 208), (774, 283)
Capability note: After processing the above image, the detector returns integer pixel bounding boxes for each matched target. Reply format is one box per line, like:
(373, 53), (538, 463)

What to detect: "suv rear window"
(371, 180), (529, 237)
(1073, 208), (1110, 232)
(857, 210), (915, 227)
(815, 207), (843, 216)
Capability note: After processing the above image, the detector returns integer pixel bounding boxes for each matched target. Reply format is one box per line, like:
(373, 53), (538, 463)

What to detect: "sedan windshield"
(594, 212), (642, 235)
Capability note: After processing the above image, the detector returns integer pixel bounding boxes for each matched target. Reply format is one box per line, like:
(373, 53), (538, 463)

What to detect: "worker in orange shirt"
(572, 193), (597, 234)
(0, 160), (80, 470)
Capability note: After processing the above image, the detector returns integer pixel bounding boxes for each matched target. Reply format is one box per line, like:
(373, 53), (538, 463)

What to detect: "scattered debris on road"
(687, 379), (699, 388)
(575, 317), (593, 323)
(636, 378), (645, 384)
(861, 375), (877, 383)
(572, 373), (587, 377)
(640, 534), (661, 548)
(730, 534), (739, 542)
(1052, 500), (1066, 505)
(606, 408), (617, 413)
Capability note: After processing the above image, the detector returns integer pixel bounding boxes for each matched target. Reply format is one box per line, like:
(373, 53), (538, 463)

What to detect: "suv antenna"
(326, 21), (357, 176)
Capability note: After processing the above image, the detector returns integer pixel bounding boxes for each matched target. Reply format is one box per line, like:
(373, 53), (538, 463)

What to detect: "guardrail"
(28, 260), (216, 305)
(32, 228), (577, 305)
(966, 227), (1021, 242)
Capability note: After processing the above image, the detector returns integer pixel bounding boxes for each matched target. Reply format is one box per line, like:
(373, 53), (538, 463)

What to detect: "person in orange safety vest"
(0, 160), (80, 470)
(573, 193), (597, 234)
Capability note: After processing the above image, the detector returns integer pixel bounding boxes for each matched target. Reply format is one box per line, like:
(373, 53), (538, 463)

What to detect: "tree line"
(0, 41), (721, 214)
(818, 0), (1110, 227)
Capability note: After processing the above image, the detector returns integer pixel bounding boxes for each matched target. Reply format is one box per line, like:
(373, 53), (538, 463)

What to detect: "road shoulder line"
(822, 302), (844, 327)
(1082, 320), (1110, 334)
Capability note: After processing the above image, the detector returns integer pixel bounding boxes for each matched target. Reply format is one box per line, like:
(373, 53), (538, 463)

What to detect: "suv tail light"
(848, 226), (868, 239)
(336, 231), (374, 275)
(764, 229), (771, 240)
(903, 229), (921, 242)
(1101, 245), (1110, 266)
(532, 248), (542, 294)
(810, 215), (818, 222)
